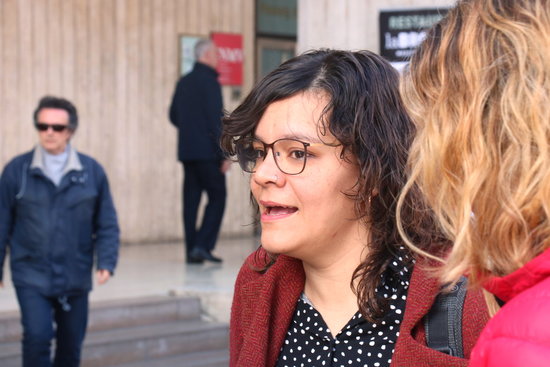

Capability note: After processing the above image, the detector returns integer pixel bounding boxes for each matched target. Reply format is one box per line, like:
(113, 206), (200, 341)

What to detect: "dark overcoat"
(169, 62), (224, 162)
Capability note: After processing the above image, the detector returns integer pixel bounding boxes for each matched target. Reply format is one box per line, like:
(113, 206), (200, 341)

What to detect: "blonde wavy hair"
(398, 0), (550, 288)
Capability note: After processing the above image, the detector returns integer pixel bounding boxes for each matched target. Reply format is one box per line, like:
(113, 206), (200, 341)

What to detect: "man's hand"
(220, 159), (232, 173)
(96, 269), (111, 285)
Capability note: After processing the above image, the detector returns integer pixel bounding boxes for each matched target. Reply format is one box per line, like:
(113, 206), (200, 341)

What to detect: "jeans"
(15, 287), (89, 367)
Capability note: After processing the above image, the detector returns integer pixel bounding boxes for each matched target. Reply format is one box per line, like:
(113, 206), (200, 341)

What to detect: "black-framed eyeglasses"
(35, 123), (69, 132)
(235, 137), (322, 175)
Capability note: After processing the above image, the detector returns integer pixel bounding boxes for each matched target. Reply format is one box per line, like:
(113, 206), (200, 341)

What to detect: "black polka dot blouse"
(276, 252), (412, 367)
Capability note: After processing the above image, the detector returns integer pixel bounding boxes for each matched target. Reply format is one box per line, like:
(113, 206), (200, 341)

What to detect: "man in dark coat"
(0, 96), (119, 367)
(169, 39), (229, 264)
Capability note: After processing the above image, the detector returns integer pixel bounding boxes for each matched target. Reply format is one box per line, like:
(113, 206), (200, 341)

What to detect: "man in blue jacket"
(0, 96), (119, 367)
(169, 39), (229, 264)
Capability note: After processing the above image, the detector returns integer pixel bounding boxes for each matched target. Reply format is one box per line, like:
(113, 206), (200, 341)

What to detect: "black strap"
(425, 275), (468, 357)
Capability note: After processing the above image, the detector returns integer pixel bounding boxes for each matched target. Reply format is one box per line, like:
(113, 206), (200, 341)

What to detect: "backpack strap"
(424, 275), (468, 357)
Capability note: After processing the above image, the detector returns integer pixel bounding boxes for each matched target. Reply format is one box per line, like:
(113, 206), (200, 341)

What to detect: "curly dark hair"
(222, 49), (442, 322)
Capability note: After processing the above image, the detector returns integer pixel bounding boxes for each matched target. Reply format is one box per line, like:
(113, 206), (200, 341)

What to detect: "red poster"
(212, 33), (243, 86)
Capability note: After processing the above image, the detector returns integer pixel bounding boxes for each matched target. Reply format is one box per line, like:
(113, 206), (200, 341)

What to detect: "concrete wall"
(0, 0), (255, 243)
(0, 0), (460, 244)
(298, 0), (455, 53)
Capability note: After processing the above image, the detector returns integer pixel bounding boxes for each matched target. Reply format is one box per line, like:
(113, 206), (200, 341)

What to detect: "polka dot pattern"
(276, 251), (412, 367)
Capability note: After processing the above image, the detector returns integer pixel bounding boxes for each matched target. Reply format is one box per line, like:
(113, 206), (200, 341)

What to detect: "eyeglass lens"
(237, 138), (309, 175)
(35, 123), (68, 132)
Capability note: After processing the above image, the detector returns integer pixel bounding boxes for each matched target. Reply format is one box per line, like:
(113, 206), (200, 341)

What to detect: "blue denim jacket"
(0, 148), (119, 296)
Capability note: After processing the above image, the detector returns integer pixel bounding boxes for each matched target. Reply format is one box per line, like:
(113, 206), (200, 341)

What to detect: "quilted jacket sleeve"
(0, 160), (18, 283)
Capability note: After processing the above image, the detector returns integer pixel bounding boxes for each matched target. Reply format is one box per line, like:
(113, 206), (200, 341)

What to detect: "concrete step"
(109, 349), (229, 367)
(87, 295), (202, 331)
(0, 319), (228, 367)
(0, 295), (229, 367)
(82, 320), (229, 367)
(0, 310), (20, 343)
(0, 295), (202, 342)
(0, 342), (18, 366)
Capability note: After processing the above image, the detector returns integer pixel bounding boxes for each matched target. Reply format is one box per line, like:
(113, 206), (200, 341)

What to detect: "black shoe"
(186, 255), (204, 264)
(191, 249), (223, 263)
(205, 253), (223, 263)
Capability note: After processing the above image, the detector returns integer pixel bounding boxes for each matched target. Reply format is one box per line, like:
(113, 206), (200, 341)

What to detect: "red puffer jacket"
(469, 248), (550, 367)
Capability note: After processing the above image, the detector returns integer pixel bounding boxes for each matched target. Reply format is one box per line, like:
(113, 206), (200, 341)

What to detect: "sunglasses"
(35, 123), (69, 132)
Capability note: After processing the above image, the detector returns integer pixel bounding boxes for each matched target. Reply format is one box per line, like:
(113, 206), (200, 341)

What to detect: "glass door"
(256, 38), (296, 82)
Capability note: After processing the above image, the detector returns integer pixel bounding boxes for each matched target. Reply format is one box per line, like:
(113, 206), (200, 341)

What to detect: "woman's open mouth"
(265, 205), (298, 216)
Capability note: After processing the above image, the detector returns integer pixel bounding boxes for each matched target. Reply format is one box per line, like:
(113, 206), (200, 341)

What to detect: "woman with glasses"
(222, 49), (488, 367)
(398, 1), (550, 366)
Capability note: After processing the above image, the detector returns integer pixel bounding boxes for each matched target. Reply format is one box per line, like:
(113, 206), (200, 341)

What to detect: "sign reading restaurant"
(379, 8), (448, 63)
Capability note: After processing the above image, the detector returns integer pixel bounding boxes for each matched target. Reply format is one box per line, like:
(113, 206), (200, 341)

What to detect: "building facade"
(298, 0), (453, 53)
(0, 0), (256, 243)
(0, 0), (454, 243)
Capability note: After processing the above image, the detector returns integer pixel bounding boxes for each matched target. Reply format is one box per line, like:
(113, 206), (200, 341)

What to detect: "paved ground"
(0, 236), (259, 323)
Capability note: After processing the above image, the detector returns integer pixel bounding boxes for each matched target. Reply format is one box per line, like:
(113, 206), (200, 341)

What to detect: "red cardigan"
(230, 249), (490, 367)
